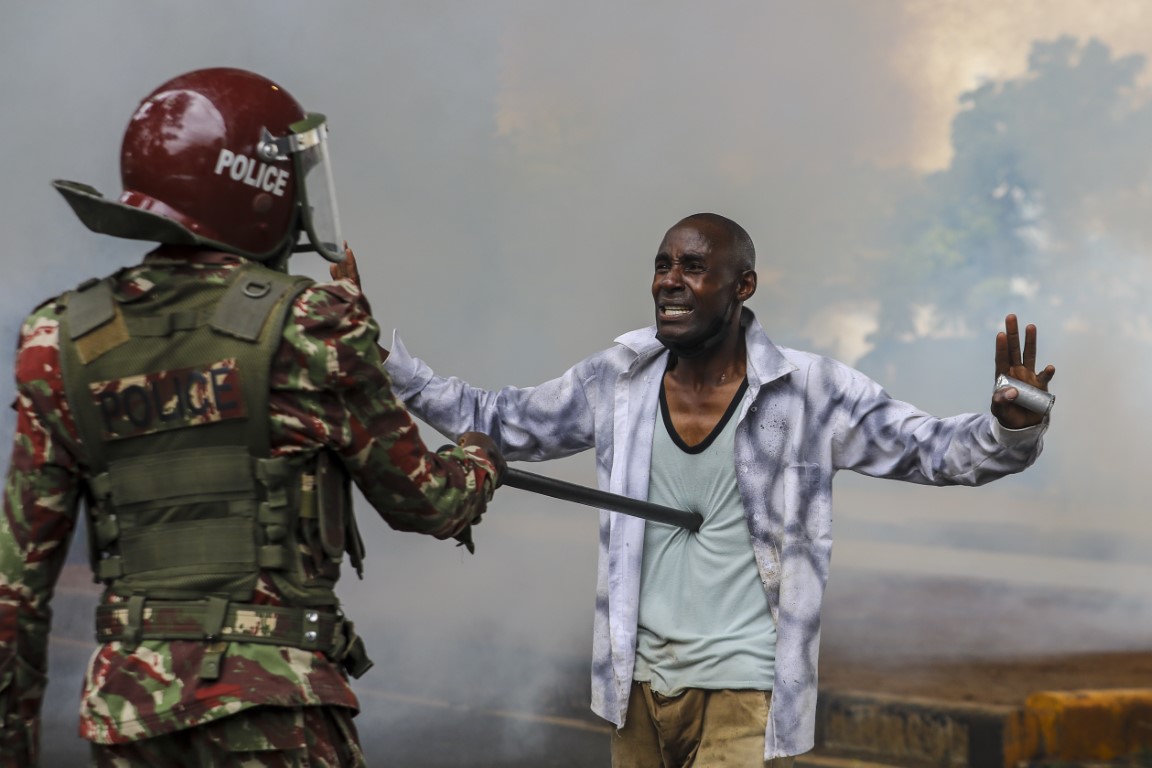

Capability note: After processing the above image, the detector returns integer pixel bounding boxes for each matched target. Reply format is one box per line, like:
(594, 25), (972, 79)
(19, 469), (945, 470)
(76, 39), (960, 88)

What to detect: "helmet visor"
(290, 114), (344, 262)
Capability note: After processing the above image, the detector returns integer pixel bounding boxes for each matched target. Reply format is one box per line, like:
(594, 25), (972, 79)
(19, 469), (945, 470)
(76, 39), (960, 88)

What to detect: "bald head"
(652, 212), (758, 359)
(674, 213), (756, 272)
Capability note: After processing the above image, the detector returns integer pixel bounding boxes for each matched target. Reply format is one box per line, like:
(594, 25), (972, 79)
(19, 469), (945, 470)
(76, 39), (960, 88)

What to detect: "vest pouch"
(102, 447), (263, 601)
(114, 504), (260, 600)
(263, 452), (346, 605)
(316, 452), (349, 562)
(317, 451), (365, 581)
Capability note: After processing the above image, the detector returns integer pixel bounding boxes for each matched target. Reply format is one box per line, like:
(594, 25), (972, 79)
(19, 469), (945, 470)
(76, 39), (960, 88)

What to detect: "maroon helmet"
(54, 67), (344, 263)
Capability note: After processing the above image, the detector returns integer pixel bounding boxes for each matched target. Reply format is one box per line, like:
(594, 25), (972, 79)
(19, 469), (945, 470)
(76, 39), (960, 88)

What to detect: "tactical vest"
(57, 260), (371, 679)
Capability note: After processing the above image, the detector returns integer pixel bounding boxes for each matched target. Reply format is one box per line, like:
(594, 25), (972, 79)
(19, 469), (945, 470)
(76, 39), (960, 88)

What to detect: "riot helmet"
(54, 67), (345, 263)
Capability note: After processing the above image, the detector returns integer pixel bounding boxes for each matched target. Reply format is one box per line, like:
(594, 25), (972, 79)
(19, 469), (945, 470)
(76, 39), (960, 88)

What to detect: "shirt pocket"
(785, 462), (831, 541)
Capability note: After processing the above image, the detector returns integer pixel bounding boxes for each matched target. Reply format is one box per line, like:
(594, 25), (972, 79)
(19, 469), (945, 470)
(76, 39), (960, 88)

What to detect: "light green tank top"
(633, 378), (776, 696)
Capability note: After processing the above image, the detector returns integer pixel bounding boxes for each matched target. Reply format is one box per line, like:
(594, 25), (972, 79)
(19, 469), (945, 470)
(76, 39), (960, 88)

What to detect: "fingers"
(1004, 314), (1022, 367)
(997, 314), (1044, 378)
(995, 331), (1009, 378)
(1037, 365), (1055, 385)
(1022, 322), (1037, 371)
(329, 242), (362, 284)
(458, 431), (507, 485)
(340, 243), (355, 275)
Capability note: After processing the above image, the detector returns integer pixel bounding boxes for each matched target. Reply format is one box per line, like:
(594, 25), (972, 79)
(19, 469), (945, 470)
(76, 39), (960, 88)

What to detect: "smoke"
(855, 36), (1152, 501)
(4, 2), (1152, 765)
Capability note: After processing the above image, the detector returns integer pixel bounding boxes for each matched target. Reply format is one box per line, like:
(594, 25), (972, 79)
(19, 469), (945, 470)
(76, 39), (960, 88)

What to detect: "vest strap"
(119, 517), (256, 574)
(200, 641), (229, 681)
(203, 596), (229, 639)
(93, 514), (120, 549)
(123, 595), (145, 652)
(257, 544), (289, 570)
(97, 557), (124, 580)
(108, 447), (255, 507)
(126, 308), (213, 337)
(337, 620), (374, 679)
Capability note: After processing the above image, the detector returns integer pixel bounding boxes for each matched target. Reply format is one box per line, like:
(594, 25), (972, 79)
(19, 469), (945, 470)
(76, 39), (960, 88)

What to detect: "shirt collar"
(614, 308), (798, 387)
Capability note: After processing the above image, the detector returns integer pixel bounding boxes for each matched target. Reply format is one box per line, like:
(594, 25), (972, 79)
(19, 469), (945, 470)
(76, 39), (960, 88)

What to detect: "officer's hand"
(449, 433), (504, 554)
(457, 431), (506, 487)
(331, 242), (390, 361)
(330, 243), (372, 313)
(330, 242), (363, 287)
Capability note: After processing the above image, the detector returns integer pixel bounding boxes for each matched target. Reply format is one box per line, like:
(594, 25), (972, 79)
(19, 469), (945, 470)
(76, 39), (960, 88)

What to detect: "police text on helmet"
(213, 149), (290, 197)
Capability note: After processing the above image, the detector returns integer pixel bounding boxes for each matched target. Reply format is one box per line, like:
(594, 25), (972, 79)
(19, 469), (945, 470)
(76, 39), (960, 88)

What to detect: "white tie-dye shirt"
(383, 310), (1046, 758)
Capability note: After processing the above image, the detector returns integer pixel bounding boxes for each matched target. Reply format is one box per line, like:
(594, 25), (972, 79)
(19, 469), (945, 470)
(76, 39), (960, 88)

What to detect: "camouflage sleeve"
(0, 304), (82, 767)
(273, 279), (497, 540)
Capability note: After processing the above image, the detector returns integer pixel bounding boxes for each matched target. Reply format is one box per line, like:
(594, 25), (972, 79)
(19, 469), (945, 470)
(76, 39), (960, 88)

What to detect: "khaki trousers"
(612, 681), (797, 768)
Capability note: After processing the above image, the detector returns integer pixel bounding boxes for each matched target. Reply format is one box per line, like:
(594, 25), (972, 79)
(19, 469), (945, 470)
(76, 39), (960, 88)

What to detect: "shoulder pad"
(65, 278), (116, 339)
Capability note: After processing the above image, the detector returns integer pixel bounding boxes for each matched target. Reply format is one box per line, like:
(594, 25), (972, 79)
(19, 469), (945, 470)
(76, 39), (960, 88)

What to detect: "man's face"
(652, 220), (746, 355)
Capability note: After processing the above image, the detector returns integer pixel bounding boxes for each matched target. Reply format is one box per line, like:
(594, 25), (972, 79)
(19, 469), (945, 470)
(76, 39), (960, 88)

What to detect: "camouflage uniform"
(0, 251), (498, 766)
(89, 706), (363, 767)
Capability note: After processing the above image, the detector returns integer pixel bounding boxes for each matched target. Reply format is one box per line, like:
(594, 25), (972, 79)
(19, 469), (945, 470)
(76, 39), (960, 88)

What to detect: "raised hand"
(329, 242), (363, 290)
(330, 242), (388, 359)
(991, 314), (1055, 429)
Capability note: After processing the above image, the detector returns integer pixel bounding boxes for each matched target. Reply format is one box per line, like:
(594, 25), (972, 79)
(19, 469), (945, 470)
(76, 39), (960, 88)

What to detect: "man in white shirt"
(337, 212), (1053, 765)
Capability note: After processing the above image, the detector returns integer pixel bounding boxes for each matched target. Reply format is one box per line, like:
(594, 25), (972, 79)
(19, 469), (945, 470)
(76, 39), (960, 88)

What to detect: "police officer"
(0, 67), (504, 767)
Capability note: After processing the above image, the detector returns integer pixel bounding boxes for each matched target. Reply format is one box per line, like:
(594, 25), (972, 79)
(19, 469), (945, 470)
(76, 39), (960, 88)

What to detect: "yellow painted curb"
(1002, 709), (1040, 768)
(1025, 689), (1152, 761)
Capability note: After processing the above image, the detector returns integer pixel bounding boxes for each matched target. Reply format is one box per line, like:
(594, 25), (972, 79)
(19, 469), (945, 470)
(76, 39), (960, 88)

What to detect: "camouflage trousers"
(89, 705), (365, 768)
(612, 681), (797, 768)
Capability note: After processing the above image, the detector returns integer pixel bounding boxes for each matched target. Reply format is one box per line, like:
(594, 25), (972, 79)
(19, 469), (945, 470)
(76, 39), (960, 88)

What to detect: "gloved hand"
(457, 431), (506, 488)
(329, 243), (390, 362)
(450, 432), (505, 554)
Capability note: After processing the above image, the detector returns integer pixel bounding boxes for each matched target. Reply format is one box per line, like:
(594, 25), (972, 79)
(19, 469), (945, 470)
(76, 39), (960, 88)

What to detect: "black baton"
(503, 468), (703, 532)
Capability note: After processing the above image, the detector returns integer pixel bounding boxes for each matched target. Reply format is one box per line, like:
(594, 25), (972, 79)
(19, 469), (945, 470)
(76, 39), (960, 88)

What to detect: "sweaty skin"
(652, 219), (757, 445)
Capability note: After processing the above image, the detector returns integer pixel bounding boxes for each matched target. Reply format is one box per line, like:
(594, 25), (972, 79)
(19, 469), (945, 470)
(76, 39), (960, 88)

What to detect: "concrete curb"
(814, 688), (1152, 767)
(816, 689), (1030, 767)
